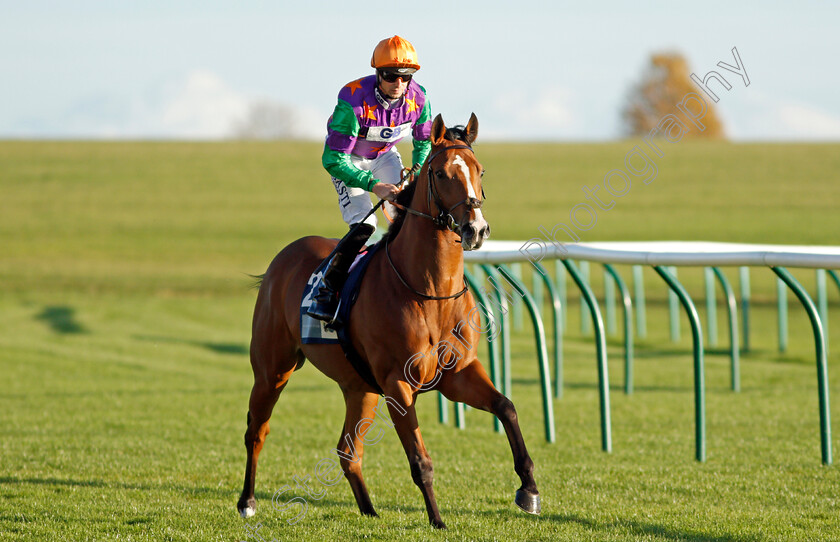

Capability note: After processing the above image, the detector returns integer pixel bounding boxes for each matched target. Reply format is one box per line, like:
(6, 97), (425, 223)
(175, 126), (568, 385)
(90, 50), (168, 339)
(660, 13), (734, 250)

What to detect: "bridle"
(385, 142), (484, 300)
(390, 143), (484, 235)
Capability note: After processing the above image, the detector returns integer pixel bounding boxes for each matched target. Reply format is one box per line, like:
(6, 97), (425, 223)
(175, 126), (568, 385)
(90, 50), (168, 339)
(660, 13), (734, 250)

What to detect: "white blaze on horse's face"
(451, 154), (490, 250)
(451, 156), (483, 221)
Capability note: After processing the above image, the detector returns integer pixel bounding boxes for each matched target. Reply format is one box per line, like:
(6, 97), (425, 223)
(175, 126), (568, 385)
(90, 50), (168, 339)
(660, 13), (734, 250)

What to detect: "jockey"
(307, 35), (432, 324)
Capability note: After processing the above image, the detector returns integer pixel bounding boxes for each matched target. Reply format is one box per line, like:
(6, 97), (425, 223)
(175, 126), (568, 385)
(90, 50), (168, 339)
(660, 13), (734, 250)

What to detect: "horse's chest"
(406, 306), (471, 349)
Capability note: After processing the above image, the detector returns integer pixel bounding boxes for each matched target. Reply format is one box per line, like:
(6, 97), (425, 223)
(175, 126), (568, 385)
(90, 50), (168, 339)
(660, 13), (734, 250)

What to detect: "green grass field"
(1, 140), (839, 541)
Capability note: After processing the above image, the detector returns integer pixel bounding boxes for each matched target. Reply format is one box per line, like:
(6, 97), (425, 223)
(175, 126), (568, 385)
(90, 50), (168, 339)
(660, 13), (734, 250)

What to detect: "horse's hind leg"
(437, 362), (541, 515)
(336, 390), (380, 517)
(237, 342), (302, 518)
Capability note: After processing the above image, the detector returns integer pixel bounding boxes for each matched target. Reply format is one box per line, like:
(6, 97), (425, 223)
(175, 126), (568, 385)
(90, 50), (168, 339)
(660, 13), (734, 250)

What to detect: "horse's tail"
(248, 273), (265, 290)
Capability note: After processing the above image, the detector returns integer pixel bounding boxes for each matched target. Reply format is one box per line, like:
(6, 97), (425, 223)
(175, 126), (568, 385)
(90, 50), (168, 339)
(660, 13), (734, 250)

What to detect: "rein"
(385, 236), (469, 300)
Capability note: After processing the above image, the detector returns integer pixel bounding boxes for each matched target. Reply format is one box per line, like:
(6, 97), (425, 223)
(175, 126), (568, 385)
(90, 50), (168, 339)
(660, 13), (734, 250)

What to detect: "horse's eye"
(480, 170), (486, 177)
(435, 170), (446, 179)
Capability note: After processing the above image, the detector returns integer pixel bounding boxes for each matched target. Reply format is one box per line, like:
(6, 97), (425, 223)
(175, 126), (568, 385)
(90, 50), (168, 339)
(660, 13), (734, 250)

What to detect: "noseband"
(394, 144), (484, 235)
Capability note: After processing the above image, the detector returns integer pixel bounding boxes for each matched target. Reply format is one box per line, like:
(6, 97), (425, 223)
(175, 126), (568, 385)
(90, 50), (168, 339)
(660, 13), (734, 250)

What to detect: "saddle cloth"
(299, 241), (385, 394)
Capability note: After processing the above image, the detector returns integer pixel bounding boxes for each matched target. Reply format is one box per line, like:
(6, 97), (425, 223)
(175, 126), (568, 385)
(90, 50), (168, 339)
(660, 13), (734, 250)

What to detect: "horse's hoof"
(515, 489), (541, 515)
(237, 496), (256, 518)
(431, 519), (447, 529)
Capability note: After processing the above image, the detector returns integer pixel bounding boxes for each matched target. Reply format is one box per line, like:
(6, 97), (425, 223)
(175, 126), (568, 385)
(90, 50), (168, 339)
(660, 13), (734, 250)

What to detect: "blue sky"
(3, 0), (839, 140)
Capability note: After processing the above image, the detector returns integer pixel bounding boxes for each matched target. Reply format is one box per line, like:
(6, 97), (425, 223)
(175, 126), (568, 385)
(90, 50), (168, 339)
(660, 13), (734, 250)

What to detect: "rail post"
(604, 264), (634, 395)
(562, 260), (612, 453)
(772, 267), (832, 465)
(496, 265), (556, 444)
(653, 266), (706, 462)
(712, 267), (740, 392)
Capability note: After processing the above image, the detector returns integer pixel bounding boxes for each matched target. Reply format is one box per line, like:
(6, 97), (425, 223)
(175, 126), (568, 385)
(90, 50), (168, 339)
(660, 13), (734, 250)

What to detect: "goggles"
(378, 70), (413, 83)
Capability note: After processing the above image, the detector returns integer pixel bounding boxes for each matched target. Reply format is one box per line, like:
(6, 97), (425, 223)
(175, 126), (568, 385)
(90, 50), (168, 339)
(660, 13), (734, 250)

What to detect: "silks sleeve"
(411, 87), (432, 168)
(322, 100), (377, 191)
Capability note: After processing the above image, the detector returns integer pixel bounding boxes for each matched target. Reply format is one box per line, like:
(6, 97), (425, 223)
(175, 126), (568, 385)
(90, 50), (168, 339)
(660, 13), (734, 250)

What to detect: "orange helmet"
(370, 36), (420, 71)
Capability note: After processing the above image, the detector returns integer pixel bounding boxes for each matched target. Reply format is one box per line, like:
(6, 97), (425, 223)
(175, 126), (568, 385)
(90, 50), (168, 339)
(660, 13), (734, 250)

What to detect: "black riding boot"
(306, 223), (375, 326)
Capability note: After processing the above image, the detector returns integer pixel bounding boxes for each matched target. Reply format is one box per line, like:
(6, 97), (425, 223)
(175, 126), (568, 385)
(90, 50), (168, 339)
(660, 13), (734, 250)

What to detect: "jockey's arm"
(323, 100), (379, 192)
(322, 146), (398, 200)
(410, 94), (433, 169)
(322, 146), (377, 191)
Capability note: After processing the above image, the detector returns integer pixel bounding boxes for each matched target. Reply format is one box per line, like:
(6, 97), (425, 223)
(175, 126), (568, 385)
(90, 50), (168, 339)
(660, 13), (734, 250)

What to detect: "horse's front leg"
(437, 361), (541, 514)
(382, 386), (446, 529)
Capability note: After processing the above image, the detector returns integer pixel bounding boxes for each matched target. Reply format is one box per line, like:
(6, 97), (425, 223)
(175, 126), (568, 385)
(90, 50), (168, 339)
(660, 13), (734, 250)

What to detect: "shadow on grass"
(135, 334), (248, 356)
(510, 376), (694, 394)
(563, 381), (694, 394)
(546, 513), (762, 542)
(768, 354), (814, 366)
(466, 507), (760, 542)
(271, 496), (428, 515)
(631, 348), (701, 359)
(35, 306), (87, 334)
(0, 476), (232, 498)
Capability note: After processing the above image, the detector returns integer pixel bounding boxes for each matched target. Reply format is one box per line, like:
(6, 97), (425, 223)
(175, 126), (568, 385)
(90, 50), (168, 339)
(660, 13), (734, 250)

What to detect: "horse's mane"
(380, 125), (469, 244)
(379, 181), (416, 244)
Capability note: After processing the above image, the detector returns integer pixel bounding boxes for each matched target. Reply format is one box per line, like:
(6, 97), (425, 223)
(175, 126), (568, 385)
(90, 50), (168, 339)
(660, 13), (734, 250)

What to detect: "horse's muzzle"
(460, 219), (490, 251)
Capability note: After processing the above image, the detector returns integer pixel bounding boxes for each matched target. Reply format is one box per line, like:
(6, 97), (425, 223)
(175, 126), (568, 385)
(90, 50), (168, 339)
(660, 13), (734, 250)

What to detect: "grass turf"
(1, 140), (839, 541)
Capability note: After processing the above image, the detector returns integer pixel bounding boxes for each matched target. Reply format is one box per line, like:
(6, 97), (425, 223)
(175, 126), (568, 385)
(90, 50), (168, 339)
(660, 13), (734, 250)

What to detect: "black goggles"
(378, 70), (412, 83)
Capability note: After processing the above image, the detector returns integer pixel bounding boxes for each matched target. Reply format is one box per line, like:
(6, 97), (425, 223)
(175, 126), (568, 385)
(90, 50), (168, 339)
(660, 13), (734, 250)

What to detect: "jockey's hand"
(372, 182), (400, 201)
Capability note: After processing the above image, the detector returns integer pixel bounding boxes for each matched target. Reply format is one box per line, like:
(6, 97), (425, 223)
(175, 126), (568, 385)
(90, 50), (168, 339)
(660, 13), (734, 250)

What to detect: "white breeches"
(330, 146), (403, 230)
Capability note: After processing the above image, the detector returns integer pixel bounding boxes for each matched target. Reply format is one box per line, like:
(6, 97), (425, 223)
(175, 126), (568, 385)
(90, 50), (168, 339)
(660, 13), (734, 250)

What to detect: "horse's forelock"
(444, 125), (469, 144)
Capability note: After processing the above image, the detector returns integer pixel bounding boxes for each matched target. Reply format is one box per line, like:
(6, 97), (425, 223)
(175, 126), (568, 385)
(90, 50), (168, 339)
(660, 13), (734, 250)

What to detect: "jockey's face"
(377, 70), (411, 99)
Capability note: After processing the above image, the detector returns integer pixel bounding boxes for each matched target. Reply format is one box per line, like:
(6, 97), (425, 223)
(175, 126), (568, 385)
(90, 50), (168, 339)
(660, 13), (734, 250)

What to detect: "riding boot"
(306, 223), (376, 325)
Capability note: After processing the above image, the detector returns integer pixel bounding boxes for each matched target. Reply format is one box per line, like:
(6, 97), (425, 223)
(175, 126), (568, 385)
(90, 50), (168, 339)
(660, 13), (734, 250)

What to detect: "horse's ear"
(430, 114), (446, 146)
(464, 113), (479, 146)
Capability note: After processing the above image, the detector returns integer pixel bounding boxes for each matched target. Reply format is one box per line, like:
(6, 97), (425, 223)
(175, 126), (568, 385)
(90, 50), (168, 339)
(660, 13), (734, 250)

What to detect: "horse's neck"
(389, 185), (464, 298)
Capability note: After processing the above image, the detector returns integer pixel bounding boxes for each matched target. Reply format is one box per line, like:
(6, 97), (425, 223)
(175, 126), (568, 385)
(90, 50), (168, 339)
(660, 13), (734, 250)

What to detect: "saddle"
(300, 242), (385, 394)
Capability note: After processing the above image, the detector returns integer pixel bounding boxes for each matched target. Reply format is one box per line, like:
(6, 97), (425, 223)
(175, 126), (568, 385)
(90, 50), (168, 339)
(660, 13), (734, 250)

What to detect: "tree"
(232, 101), (298, 140)
(622, 52), (725, 139)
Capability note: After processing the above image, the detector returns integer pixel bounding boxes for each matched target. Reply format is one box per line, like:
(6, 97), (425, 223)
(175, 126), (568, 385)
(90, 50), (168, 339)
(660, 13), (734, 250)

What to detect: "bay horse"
(238, 113), (540, 528)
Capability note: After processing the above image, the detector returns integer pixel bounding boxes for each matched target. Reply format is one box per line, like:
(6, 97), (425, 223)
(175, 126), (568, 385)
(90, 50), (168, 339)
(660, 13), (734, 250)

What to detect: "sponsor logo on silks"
(365, 122), (413, 143)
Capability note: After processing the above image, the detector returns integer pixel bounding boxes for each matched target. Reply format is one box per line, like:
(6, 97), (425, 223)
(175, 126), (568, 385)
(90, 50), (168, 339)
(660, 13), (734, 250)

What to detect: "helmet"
(370, 36), (420, 71)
